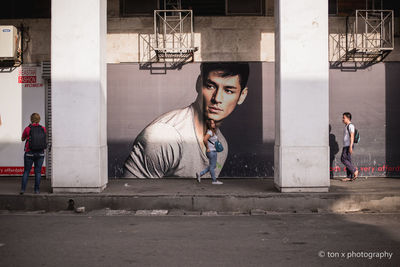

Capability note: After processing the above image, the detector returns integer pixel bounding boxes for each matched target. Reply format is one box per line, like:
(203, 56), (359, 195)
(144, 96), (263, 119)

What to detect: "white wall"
(0, 65), (46, 175)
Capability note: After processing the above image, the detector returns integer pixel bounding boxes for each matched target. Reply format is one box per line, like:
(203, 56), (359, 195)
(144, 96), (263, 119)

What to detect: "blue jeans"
(200, 151), (217, 182)
(21, 151), (45, 193)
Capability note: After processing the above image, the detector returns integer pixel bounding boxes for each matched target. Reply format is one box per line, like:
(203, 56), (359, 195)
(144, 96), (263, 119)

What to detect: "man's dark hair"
(343, 112), (352, 120)
(200, 62), (250, 91)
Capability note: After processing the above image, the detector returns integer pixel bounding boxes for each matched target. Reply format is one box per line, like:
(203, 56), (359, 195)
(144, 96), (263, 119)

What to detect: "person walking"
(196, 119), (223, 185)
(341, 112), (358, 182)
(20, 113), (47, 194)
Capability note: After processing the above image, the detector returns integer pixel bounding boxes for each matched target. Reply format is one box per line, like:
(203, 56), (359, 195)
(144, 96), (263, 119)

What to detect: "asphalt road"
(0, 212), (399, 267)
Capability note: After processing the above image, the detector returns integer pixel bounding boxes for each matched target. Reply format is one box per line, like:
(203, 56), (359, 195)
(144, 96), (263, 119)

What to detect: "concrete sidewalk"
(0, 177), (399, 213)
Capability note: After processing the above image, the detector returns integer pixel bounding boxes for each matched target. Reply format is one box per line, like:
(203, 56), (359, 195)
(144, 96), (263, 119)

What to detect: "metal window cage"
(350, 10), (394, 52)
(139, 9), (197, 73)
(330, 9), (394, 70)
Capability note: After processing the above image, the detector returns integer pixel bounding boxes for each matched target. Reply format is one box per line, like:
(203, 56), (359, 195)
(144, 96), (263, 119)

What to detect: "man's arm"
(349, 125), (355, 154)
(123, 123), (182, 178)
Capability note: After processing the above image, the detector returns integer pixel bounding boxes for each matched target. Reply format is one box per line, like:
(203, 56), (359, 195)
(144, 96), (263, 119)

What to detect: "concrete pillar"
(51, 0), (107, 192)
(274, 0), (330, 192)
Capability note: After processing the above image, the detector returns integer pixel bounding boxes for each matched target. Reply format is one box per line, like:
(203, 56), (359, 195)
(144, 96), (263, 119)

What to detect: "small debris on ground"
(75, 207), (85, 213)
(105, 209), (132, 216)
(150, 210), (168, 216)
(201, 211), (218, 216)
(135, 210), (168, 216)
(250, 209), (267, 215)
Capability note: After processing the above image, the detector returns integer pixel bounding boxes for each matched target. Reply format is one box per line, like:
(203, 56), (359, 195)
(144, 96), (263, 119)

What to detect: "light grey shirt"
(123, 104), (228, 178)
(343, 123), (355, 147)
(207, 130), (218, 152)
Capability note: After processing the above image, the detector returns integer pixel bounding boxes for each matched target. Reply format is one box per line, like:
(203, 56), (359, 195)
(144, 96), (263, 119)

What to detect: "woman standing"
(196, 119), (223, 185)
(20, 113), (47, 194)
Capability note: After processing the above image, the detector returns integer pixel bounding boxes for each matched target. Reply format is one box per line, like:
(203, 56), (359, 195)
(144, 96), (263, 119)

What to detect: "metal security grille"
(41, 61), (51, 179)
(329, 0), (394, 70)
(139, 9), (197, 73)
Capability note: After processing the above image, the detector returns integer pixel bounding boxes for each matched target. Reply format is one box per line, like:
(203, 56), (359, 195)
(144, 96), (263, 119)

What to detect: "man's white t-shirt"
(343, 123), (355, 147)
(123, 104), (228, 178)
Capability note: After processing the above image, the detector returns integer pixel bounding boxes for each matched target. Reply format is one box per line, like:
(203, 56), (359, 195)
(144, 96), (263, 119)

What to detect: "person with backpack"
(341, 112), (359, 182)
(20, 113), (47, 194)
(196, 119), (224, 185)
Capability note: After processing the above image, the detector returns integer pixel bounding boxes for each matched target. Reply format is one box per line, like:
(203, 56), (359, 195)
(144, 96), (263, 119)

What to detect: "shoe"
(196, 173), (201, 183)
(212, 180), (223, 185)
(19, 191), (24, 195)
(34, 191), (40, 194)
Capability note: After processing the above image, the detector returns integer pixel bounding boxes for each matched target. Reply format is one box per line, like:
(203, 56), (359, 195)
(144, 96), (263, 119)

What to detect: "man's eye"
(206, 84), (216, 90)
(225, 89), (234, 94)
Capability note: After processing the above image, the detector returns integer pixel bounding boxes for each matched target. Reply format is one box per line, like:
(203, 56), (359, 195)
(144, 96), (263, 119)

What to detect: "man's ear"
(237, 87), (248, 105)
(195, 75), (202, 93)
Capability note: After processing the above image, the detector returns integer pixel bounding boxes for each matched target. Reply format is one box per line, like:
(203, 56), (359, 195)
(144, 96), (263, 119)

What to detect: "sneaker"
(196, 173), (201, 183)
(34, 190), (40, 194)
(212, 180), (223, 185)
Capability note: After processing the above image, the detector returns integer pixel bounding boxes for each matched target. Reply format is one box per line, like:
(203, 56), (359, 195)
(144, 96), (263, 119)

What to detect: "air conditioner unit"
(0, 25), (18, 60)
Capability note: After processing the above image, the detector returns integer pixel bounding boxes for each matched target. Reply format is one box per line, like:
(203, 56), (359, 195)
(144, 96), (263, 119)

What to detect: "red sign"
(18, 67), (38, 84)
(0, 166), (46, 176)
(18, 76), (37, 83)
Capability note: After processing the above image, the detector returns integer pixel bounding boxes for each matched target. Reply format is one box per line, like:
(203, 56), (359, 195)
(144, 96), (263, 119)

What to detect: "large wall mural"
(107, 62), (274, 178)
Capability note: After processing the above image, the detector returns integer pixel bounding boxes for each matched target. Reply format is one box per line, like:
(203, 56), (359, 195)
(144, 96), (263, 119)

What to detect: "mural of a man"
(123, 62), (250, 178)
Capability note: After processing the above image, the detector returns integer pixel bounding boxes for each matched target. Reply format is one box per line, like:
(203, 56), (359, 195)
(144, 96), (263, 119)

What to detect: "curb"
(1, 192), (399, 213)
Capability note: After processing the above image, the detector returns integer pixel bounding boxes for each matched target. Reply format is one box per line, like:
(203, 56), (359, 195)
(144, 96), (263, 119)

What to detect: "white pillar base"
(52, 185), (106, 194)
(274, 145), (330, 192)
(275, 184), (329, 193)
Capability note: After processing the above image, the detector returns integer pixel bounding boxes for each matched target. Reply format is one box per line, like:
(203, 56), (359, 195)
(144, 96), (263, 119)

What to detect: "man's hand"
(349, 146), (353, 154)
(206, 149), (210, 153)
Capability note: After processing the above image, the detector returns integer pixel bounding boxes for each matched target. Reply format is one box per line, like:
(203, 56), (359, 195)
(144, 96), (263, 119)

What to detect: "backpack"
(29, 124), (47, 151)
(208, 139), (224, 152)
(214, 140), (224, 152)
(207, 131), (224, 153)
(347, 123), (360, 144)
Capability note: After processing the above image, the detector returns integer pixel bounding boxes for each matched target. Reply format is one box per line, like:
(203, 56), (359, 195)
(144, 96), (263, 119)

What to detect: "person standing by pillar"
(20, 113), (47, 194)
(341, 112), (358, 182)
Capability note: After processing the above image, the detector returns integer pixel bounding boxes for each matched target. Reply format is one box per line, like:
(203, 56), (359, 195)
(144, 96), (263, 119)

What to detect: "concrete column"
(51, 0), (107, 192)
(274, 0), (330, 192)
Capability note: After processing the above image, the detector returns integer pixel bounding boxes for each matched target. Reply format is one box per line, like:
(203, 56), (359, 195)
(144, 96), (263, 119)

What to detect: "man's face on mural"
(201, 71), (248, 122)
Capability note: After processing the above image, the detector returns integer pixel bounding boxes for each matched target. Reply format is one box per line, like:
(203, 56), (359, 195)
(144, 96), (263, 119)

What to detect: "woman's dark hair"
(343, 112), (352, 120)
(205, 119), (216, 134)
(200, 62), (250, 91)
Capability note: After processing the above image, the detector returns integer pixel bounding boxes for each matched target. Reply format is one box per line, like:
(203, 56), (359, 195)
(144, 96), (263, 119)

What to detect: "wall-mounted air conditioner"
(0, 25), (18, 60)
